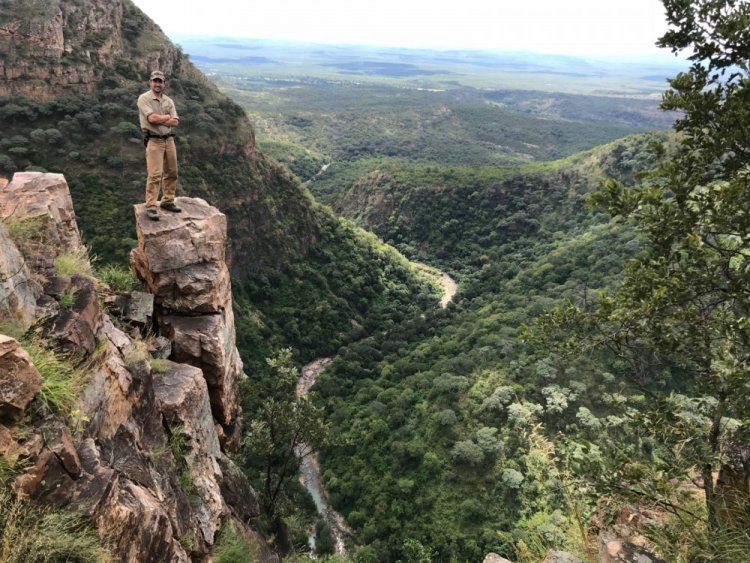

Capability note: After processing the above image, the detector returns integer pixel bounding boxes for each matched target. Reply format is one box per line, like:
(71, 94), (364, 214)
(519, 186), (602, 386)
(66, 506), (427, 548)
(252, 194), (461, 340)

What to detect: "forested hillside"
(309, 2), (750, 561)
(313, 136), (661, 561)
(179, 41), (679, 210)
(0, 0), (437, 373)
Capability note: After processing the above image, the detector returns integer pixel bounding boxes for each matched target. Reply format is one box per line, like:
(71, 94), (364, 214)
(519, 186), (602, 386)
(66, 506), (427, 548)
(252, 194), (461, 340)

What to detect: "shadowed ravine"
(296, 266), (458, 553)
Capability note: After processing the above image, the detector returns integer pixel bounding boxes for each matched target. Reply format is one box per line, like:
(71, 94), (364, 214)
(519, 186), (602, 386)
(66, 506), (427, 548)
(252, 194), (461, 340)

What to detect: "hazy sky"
(131, 0), (671, 56)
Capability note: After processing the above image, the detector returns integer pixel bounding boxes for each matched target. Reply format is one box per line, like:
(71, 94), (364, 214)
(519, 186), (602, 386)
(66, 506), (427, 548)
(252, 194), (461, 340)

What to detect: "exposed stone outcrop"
(598, 532), (665, 563)
(0, 172), (261, 562)
(0, 172), (86, 279)
(153, 362), (226, 545)
(131, 197), (244, 451)
(47, 274), (104, 354)
(483, 553), (514, 563)
(0, 0), (198, 101)
(130, 199), (231, 312)
(0, 335), (42, 421)
(0, 222), (40, 322)
(0, 0), (124, 99)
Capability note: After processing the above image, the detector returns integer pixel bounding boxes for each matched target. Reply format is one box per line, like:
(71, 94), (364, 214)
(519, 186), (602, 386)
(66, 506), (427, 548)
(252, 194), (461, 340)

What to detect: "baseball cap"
(150, 70), (165, 81)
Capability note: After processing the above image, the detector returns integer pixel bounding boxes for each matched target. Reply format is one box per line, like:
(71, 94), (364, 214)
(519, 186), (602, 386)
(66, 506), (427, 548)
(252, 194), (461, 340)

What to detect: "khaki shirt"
(137, 90), (179, 136)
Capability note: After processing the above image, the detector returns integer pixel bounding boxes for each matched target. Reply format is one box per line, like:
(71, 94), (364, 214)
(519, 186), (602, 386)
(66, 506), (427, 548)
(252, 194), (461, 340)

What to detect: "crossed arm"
(148, 113), (180, 128)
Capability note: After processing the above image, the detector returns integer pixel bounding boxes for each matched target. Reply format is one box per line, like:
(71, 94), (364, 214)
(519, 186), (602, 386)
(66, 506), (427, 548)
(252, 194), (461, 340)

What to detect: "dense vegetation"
(189, 2), (750, 561)
(311, 140), (655, 561)
(6, 0), (749, 561)
(183, 44), (679, 211)
(533, 1), (750, 559)
(329, 133), (670, 277)
(303, 2), (750, 561)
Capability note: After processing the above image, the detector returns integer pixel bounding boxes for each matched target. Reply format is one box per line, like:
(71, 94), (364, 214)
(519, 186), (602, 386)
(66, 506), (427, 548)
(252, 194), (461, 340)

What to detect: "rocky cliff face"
(0, 172), (270, 562)
(0, 0), (122, 99)
(0, 0), (195, 100)
(130, 197), (244, 451)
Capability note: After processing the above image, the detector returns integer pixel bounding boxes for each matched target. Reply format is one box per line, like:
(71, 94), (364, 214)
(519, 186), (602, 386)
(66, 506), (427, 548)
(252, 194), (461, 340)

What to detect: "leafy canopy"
(532, 0), (750, 544)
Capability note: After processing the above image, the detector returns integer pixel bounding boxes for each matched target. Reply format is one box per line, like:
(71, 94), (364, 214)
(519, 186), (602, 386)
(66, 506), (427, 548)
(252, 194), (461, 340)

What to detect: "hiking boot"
(160, 201), (182, 213)
(147, 207), (159, 221)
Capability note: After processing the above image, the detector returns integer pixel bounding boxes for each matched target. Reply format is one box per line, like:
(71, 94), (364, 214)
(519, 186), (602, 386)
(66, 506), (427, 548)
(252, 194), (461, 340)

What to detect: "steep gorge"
(0, 1), (441, 559)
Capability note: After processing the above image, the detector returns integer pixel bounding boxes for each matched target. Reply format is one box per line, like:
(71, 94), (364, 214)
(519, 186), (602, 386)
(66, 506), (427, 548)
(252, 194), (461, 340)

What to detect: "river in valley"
(296, 267), (457, 553)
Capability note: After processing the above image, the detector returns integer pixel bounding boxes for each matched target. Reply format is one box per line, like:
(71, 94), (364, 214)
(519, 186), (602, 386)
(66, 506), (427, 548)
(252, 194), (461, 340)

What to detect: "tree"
(314, 520), (336, 556)
(531, 0), (750, 541)
(240, 349), (328, 524)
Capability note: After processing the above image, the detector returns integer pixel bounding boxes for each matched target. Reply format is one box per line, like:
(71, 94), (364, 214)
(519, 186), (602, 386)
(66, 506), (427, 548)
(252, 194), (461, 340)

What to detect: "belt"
(145, 133), (175, 139)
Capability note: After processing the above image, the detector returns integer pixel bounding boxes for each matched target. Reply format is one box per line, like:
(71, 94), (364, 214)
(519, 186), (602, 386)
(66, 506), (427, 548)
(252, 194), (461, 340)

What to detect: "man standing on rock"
(138, 70), (181, 221)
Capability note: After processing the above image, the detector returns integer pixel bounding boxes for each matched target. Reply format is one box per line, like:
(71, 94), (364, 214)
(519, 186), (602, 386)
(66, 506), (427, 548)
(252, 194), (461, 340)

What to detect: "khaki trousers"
(145, 137), (178, 209)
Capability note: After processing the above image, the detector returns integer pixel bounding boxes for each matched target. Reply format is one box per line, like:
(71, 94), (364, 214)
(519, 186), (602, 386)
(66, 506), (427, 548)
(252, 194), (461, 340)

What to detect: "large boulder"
(598, 532), (665, 563)
(483, 554), (514, 563)
(159, 310), (242, 426)
(0, 335), (42, 421)
(0, 172), (85, 278)
(131, 198), (230, 313)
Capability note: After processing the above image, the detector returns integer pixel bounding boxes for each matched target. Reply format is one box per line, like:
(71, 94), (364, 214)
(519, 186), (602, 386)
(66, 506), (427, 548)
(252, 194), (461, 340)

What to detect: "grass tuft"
(95, 264), (138, 292)
(123, 340), (149, 369)
(59, 288), (77, 309)
(4, 215), (47, 246)
(0, 486), (111, 562)
(25, 341), (86, 413)
(149, 358), (171, 373)
(0, 318), (30, 340)
(211, 521), (258, 563)
(54, 249), (93, 277)
(168, 425), (190, 461)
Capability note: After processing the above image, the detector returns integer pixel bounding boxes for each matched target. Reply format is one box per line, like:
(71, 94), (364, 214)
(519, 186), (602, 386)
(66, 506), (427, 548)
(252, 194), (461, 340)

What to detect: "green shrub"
(315, 520), (336, 556)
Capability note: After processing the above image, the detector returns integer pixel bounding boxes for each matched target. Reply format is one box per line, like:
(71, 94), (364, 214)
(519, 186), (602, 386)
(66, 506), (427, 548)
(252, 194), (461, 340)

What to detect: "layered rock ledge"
(0, 174), (266, 562)
(131, 198), (244, 451)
